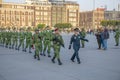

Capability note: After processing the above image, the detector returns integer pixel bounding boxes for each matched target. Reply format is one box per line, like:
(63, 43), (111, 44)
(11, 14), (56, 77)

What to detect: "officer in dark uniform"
(69, 28), (88, 64)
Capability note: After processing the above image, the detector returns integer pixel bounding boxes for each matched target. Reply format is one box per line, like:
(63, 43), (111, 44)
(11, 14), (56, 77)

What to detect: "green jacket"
(115, 30), (120, 38)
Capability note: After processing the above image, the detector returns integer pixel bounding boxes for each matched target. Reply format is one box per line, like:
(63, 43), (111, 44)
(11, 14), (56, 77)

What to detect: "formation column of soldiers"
(0, 26), (64, 65)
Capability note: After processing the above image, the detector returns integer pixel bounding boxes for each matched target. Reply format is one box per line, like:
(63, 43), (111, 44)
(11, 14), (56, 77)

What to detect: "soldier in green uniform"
(6, 27), (12, 49)
(32, 29), (42, 60)
(2, 28), (6, 47)
(114, 28), (120, 46)
(43, 26), (53, 57)
(39, 30), (44, 55)
(51, 28), (64, 65)
(24, 27), (32, 53)
(12, 27), (18, 50)
(18, 28), (25, 51)
(80, 28), (86, 48)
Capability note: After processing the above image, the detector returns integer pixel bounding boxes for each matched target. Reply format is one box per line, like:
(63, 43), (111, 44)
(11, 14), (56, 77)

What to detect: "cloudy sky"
(3, 0), (120, 11)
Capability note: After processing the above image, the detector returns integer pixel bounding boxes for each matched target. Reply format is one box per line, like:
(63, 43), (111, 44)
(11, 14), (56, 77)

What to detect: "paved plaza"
(0, 33), (120, 80)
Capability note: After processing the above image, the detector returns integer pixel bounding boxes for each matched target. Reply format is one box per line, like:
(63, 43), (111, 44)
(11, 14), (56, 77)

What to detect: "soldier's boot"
(37, 55), (40, 60)
(47, 51), (51, 57)
(51, 57), (55, 63)
(40, 53), (43, 56)
(43, 52), (46, 56)
(17, 47), (20, 51)
(5, 45), (8, 48)
(48, 53), (51, 58)
(115, 43), (119, 46)
(22, 48), (25, 52)
(58, 59), (62, 65)
(34, 55), (36, 59)
(15, 45), (18, 50)
(29, 50), (32, 53)
(9, 46), (11, 49)
(12, 45), (14, 49)
(24, 48), (27, 52)
(29, 48), (32, 53)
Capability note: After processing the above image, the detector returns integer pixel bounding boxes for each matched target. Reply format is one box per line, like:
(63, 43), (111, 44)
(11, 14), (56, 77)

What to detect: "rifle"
(53, 36), (65, 48)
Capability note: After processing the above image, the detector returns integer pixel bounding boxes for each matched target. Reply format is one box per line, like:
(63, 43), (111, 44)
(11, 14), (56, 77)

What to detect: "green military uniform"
(18, 28), (26, 51)
(80, 29), (86, 48)
(24, 28), (32, 53)
(7, 31), (12, 49)
(39, 31), (44, 55)
(43, 29), (53, 57)
(12, 28), (18, 50)
(114, 29), (120, 46)
(33, 29), (41, 60)
(51, 29), (64, 65)
(2, 29), (6, 47)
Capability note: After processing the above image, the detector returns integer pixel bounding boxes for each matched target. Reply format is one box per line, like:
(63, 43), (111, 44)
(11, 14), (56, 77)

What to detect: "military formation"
(0, 26), (65, 65)
(0, 26), (120, 65)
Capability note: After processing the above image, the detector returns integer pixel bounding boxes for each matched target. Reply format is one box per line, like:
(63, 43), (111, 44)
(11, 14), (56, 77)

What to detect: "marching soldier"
(39, 30), (44, 55)
(43, 26), (53, 57)
(114, 28), (120, 46)
(12, 27), (18, 50)
(24, 27), (32, 53)
(32, 29), (42, 60)
(51, 28), (64, 65)
(18, 28), (25, 51)
(6, 27), (12, 49)
(80, 28), (86, 48)
(69, 28), (88, 64)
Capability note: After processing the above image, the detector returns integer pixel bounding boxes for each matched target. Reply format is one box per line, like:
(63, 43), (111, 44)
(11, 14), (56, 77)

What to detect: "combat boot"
(37, 55), (40, 60)
(48, 54), (51, 58)
(34, 55), (36, 59)
(51, 57), (55, 63)
(24, 49), (27, 52)
(58, 59), (62, 65)
(43, 53), (46, 56)
(29, 48), (32, 53)
(40, 53), (43, 56)
(12, 45), (14, 49)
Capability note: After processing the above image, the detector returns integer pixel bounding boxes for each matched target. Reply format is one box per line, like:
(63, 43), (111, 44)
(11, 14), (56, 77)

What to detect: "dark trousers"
(71, 47), (80, 63)
(97, 39), (101, 49)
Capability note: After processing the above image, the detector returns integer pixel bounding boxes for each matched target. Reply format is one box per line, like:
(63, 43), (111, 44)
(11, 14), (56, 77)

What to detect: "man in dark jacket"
(69, 28), (88, 64)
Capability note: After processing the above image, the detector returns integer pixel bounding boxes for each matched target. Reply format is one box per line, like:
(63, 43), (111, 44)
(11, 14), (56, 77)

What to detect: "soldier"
(32, 29), (42, 60)
(80, 28), (86, 48)
(43, 26), (53, 57)
(12, 27), (18, 50)
(114, 28), (120, 46)
(39, 30), (44, 55)
(24, 27), (32, 53)
(6, 27), (12, 49)
(18, 28), (25, 51)
(51, 28), (64, 65)
(2, 28), (6, 47)
(69, 28), (88, 64)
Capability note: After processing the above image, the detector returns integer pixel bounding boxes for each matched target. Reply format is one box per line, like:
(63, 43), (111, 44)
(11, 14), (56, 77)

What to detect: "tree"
(54, 23), (72, 29)
(37, 24), (46, 30)
(100, 20), (108, 27)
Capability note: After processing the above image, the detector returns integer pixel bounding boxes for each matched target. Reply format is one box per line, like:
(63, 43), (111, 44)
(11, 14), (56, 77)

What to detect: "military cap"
(74, 28), (79, 32)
